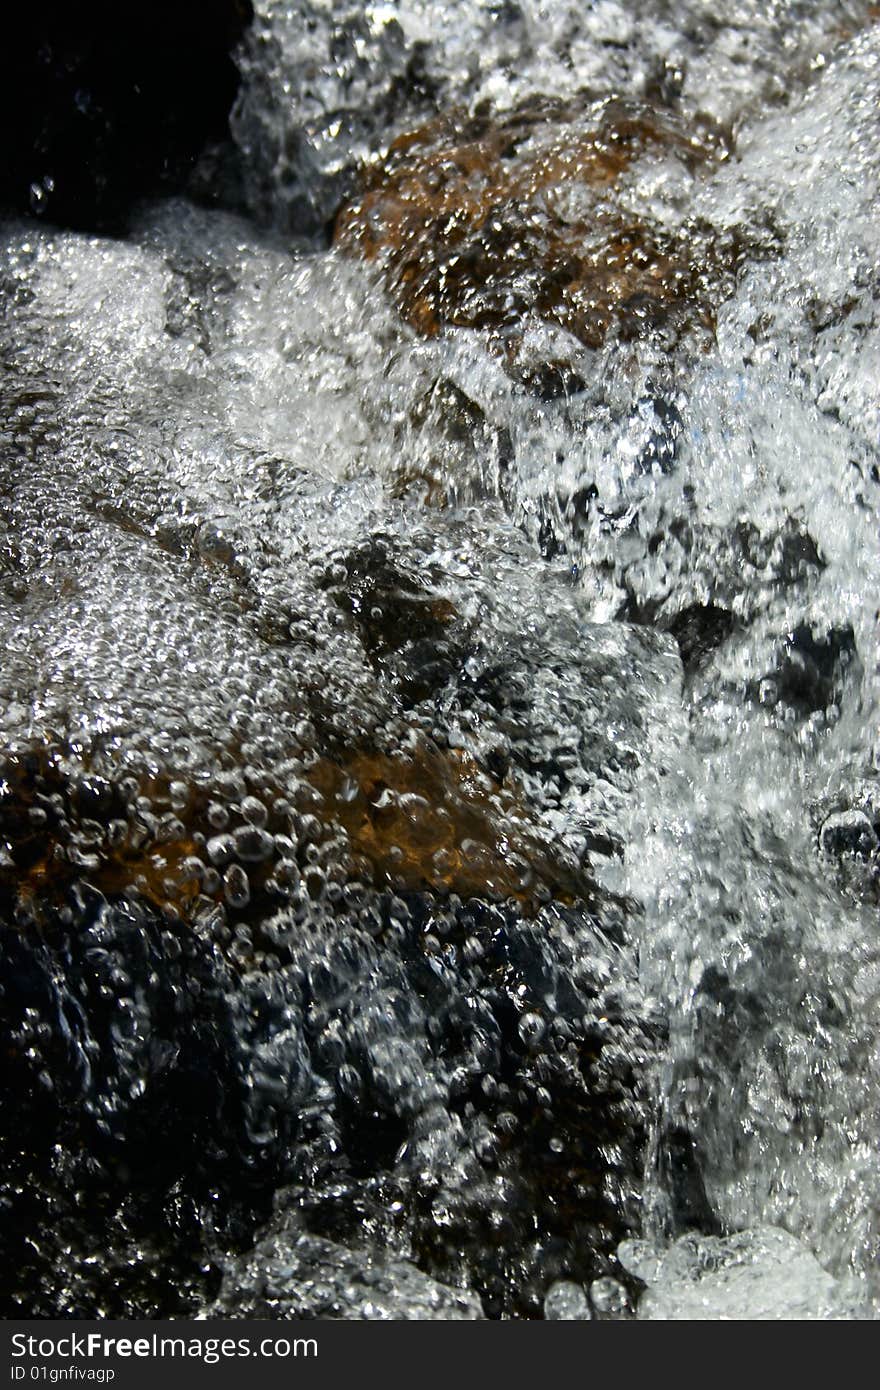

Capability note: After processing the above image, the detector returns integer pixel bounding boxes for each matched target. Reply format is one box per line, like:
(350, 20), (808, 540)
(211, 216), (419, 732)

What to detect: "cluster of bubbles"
(0, 196), (677, 1316)
(1, 0), (879, 1318)
(233, 0), (878, 232)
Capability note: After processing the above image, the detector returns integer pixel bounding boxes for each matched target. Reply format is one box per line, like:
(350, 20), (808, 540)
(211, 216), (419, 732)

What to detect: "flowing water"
(1, 0), (879, 1318)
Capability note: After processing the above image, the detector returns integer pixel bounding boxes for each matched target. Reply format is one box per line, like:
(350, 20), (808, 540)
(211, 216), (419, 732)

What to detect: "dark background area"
(0, 2), (253, 233)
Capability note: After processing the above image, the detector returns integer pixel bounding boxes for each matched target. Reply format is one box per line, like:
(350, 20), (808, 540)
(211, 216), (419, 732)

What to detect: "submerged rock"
(335, 97), (733, 349)
(0, 895), (272, 1317)
(234, 0), (879, 234)
(0, 207), (681, 1316)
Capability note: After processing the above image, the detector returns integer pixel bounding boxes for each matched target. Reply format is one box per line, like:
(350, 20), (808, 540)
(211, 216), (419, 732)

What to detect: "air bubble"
(223, 864), (251, 910)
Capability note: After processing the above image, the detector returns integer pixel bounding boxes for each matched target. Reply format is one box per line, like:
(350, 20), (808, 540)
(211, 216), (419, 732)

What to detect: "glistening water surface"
(1, 1), (878, 1319)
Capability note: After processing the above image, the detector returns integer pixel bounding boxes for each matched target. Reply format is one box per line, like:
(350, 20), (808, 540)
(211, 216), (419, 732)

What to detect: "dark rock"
(514, 360), (588, 404)
(0, 869), (659, 1317)
(632, 388), (685, 478)
(619, 517), (825, 645)
(752, 623), (859, 717)
(282, 893), (659, 1319)
(0, 894), (285, 1316)
(317, 535), (473, 701)
(655, 1125), (723, 1237)
(667, 604), (736, 672)
(819, 809), (878, 862)
(815, 804), (879, 899)
(398, 377), (514, 507)
(734, 518), (825, 588)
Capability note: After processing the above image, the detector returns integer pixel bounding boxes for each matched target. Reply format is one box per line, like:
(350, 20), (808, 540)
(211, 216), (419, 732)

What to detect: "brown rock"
(308, 738), (588, 905)
(335, 95), (733, 348)
(0, 731), (594, 934)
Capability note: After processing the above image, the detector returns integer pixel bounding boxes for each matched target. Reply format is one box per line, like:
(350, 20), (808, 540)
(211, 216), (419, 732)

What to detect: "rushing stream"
(1, 1), (879, 1318)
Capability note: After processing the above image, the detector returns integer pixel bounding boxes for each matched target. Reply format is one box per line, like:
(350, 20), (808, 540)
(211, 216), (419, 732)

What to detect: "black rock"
(632, 387), (684, 478)
(667, 603), (736, 672)
(0, 892), (278, 1316)
(756, 623), (859, 716)
(819, 809), (878, 861)
(655, 1125), (722, 1237)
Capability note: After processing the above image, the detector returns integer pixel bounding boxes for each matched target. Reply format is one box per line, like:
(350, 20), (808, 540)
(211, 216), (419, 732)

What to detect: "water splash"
(1, 0), (879, 1318)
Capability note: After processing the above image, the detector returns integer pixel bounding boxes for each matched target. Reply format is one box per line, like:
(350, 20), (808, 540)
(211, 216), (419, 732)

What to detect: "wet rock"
(234, 0), (875, 234)
(0, 751), (203, 924)
(644, 806), (873, 1258)
(666, 605), (737, 673)
(620, 517), (825, 644)
(0, 3), (253, 231)
(206, 1219), (484, 1319)
(317, 536), (471, 696)
(0, 894), (286, 1316)
(395, 377), (513, 506)
(278, 893), (660, 1318)
(618, 598), (738, 674)
(0, 626), (643, 924)
(307, 739), (592, 907)
(819, 809), (878, 862)
(654, 1125), (722, 1237)
(4, 16), (879, 1318)
(0, 835), (663, 1317)
(815, 805), (879, 899)
(751, 623), (859, 717)
(0, 307), (674, 1320)
(335, 96), (733, 349)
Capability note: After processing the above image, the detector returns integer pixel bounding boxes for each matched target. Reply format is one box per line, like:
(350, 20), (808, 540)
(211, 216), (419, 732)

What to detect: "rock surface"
(0, 206), (679, 1316)
(335, 97), (732, 348)
(233, 0), (880, 234)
